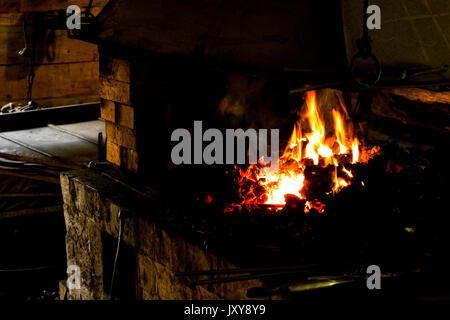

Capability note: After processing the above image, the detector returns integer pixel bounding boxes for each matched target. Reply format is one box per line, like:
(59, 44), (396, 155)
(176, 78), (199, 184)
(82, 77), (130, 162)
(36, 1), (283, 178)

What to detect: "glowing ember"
(261, 171), (305, 205)
(228, 90), (380, 214)
(205, 194), (213, 204)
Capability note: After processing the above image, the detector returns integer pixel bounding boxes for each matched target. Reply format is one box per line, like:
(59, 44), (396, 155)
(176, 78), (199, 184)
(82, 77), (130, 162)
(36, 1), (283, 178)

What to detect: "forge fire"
(226, 90), (381, 214)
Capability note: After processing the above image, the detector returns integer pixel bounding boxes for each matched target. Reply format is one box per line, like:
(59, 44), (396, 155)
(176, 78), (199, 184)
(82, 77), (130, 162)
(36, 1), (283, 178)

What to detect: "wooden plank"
(0, 1), (20, 13)
(371, 91), (450, 133)
(0, 61), (99, 101)
(386, 88), (450, 105)
(21, 0), (108, 11)
(0, 0), (108, 13)
(0, 30), (99, 65)
(0, 13), (23, 26)
(0, 168), (60, 183)
(0, 11), (100, 105)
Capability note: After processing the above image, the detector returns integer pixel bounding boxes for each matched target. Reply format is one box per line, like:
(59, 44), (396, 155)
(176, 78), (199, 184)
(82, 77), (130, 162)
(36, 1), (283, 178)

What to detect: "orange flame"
(230, 90), (379, 214)
(352, 138), (359, 164)
(332, 109), (348, 154)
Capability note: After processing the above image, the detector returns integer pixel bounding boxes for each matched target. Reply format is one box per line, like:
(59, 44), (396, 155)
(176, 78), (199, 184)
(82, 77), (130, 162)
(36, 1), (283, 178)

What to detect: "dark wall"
(96, 0), (347, 73)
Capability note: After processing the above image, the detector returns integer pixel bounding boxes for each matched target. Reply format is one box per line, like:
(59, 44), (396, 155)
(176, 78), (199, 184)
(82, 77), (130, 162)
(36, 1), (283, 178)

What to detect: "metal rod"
(0, 152), (81, 170)
(86, 0), (94, 12)
(109, 210), (124, 300)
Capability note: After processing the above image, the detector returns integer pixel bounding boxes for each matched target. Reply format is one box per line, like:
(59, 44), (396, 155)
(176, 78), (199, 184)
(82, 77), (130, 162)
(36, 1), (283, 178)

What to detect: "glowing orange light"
(230, 90), (380, 214)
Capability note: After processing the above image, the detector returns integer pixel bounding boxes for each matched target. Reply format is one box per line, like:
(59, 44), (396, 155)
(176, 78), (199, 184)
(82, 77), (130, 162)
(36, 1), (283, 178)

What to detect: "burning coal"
(226, 90), (380, 214)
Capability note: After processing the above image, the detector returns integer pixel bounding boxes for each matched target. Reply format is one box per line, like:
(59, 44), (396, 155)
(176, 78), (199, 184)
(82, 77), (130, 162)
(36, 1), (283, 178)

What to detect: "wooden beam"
(386, 88), (450, 105)
(21, 0), (108, 12)
(0, 192), (61, 198)
(95, 0), (346, 72)
(0, 61), (99, 102)
(0, 13), (23, 26)
(371, 91), (450, 134)
(0, 168), (61, 183)
(0, 205), (63, 219)
(0, 0), (108, 13)
(0, 30), (99, 65)
(0, 1), (20, 13)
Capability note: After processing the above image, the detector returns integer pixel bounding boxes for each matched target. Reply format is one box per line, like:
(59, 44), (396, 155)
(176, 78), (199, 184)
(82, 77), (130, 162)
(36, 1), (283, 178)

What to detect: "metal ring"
(350, 52), (381, 87)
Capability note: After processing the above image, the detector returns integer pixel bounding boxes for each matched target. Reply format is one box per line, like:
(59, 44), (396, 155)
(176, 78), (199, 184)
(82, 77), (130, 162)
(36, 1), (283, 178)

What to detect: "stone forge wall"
(61, 169), (265, 300)
(99, 55), (138, 173)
